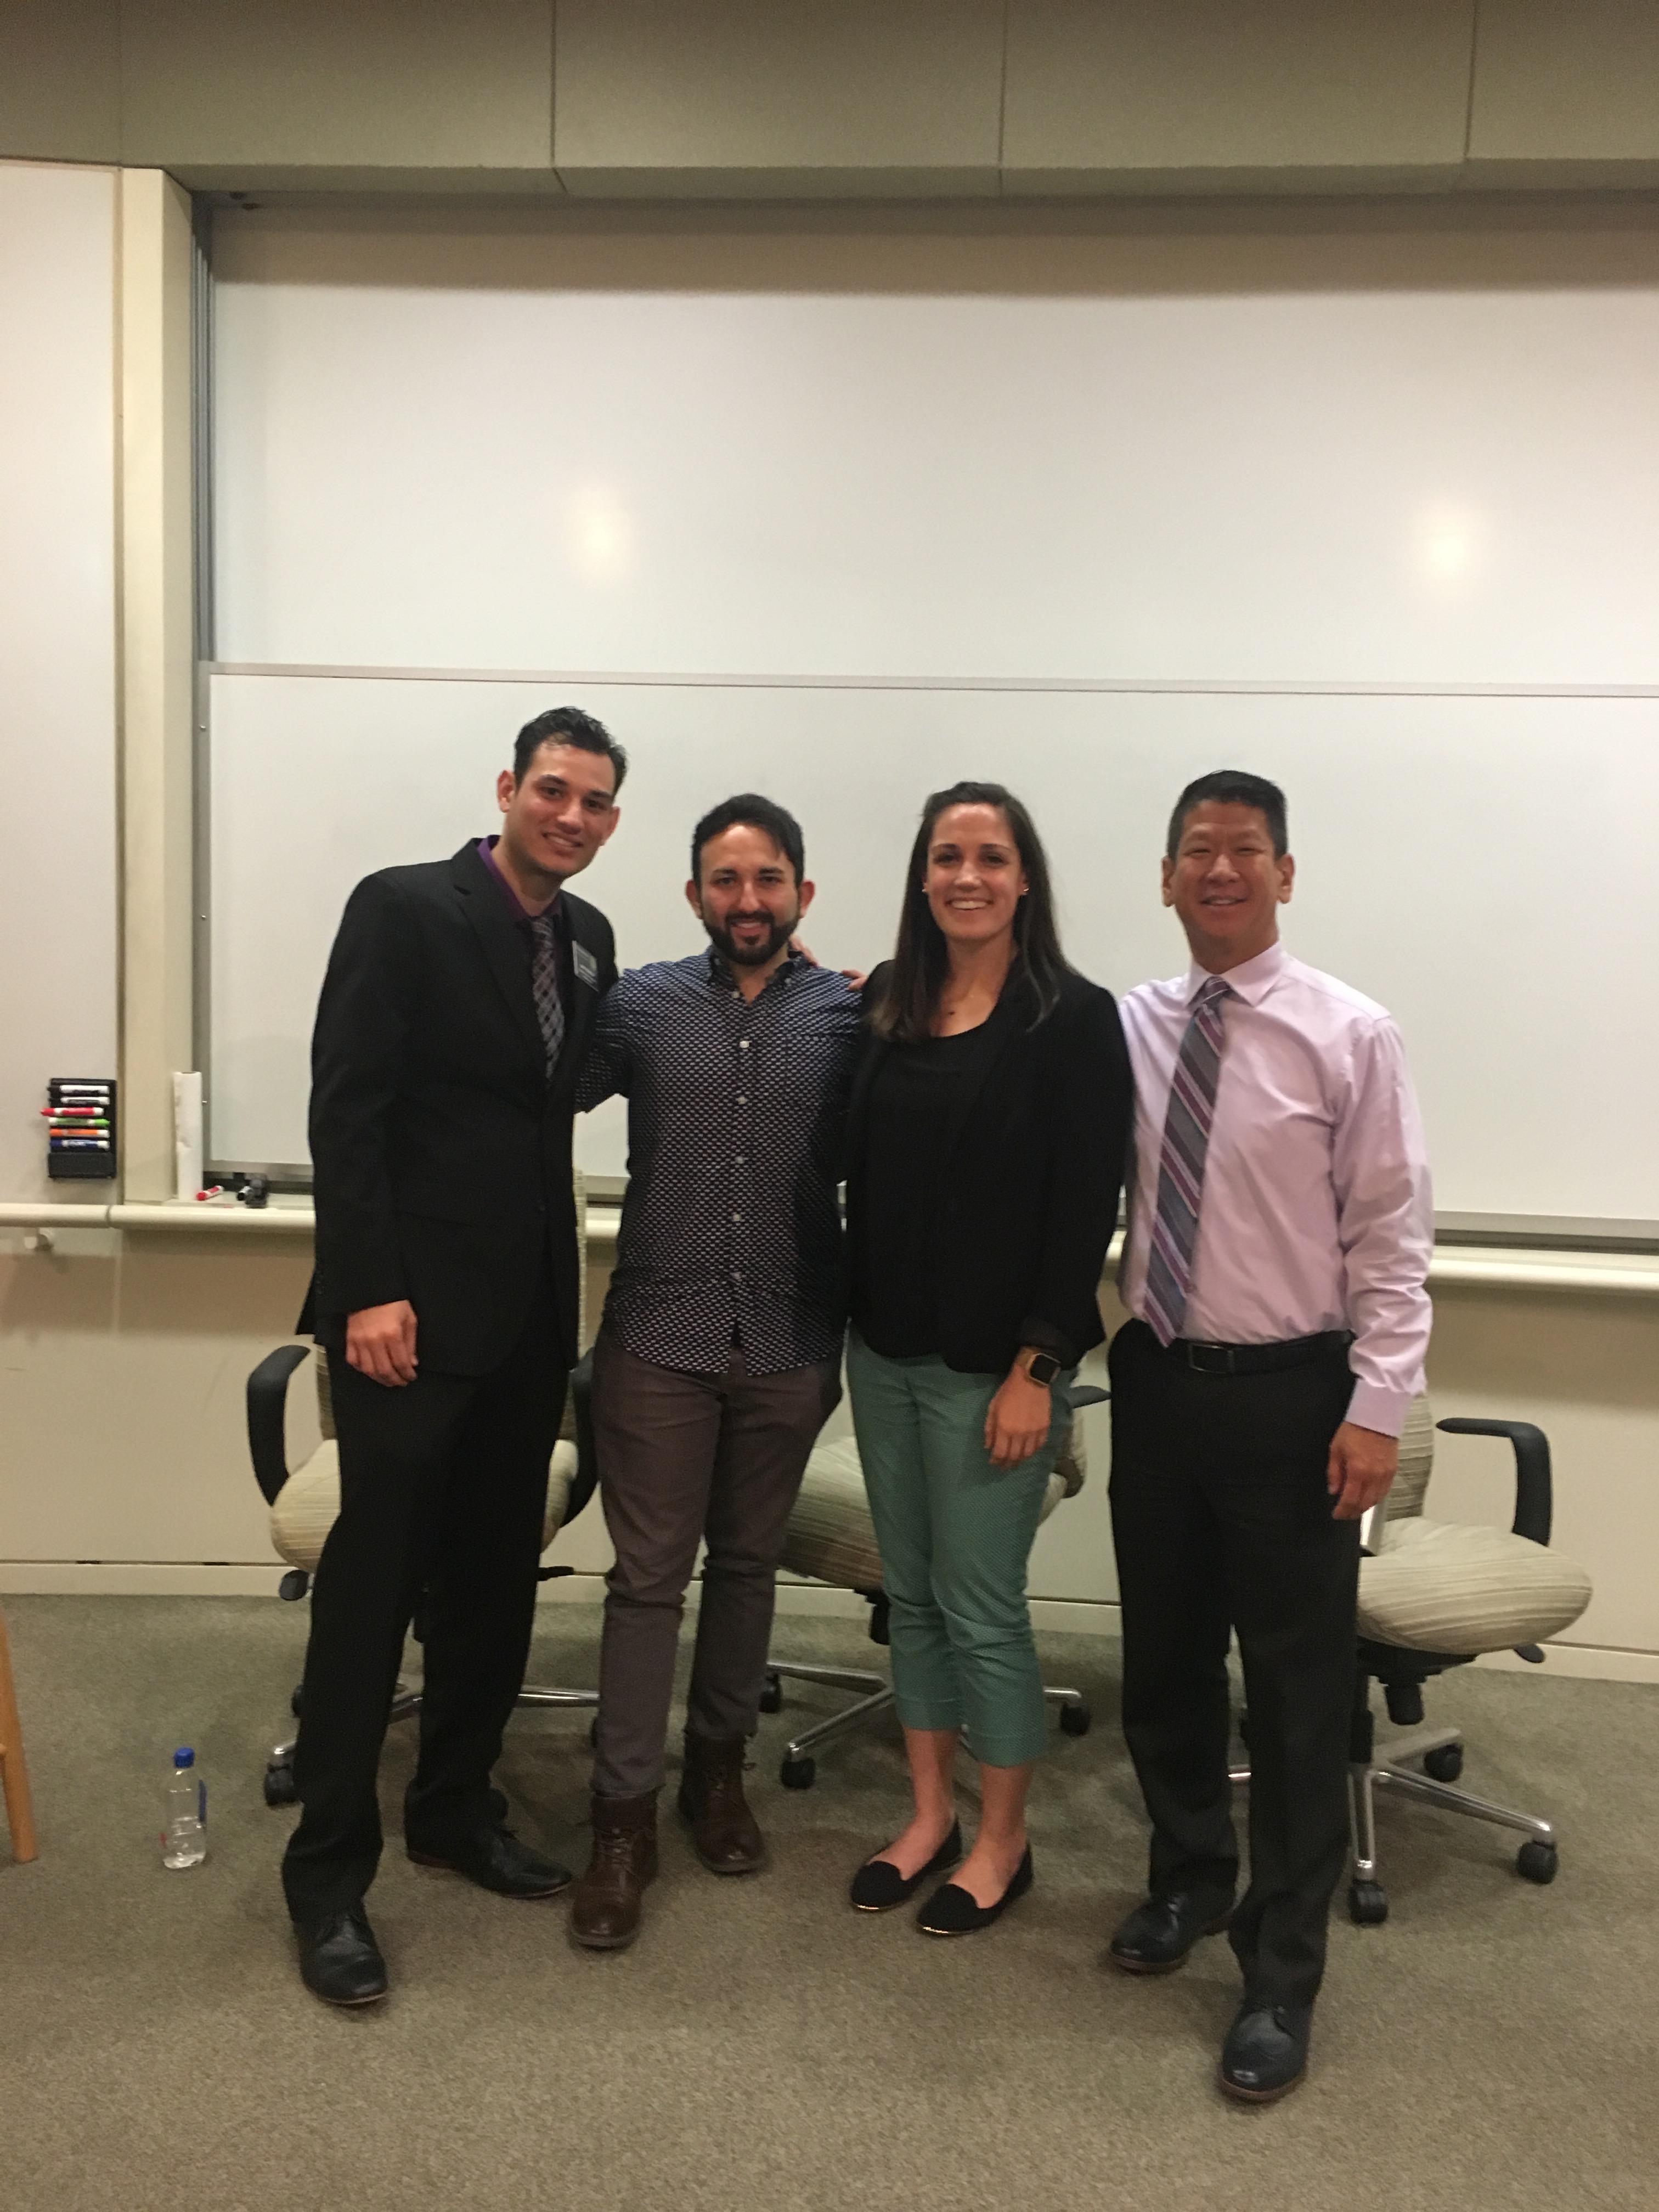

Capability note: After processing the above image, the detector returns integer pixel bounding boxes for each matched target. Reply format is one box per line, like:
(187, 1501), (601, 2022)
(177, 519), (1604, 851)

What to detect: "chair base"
(1228, 1718), (1559, 1926)
(263, 1679), (600, 1809)
(761, 1658), (1092, 1790)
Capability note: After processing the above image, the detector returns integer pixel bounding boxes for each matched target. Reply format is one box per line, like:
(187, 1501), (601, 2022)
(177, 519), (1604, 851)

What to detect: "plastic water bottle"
(162, 1746), (207, 1868)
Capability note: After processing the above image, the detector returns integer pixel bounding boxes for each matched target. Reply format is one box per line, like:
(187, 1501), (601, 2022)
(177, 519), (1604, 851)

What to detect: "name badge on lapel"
(572, 943), (599, 990)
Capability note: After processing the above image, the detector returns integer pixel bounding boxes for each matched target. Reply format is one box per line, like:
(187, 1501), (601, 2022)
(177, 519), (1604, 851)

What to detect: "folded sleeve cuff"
(1345, 1379), (1410, 1440)
(1018, 1316), (1077, 1369)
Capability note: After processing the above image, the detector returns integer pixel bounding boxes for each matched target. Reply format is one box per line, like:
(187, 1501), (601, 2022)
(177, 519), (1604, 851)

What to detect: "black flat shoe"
(850, 1821), (963, 1912)
(1219, 2001), (1313, 2103)
(916, 1846), (1033, 1937)
(295, 1903), (388, 2007)
(408, 1825), (572, 1900)
(1107, 1890), (1234, 1975)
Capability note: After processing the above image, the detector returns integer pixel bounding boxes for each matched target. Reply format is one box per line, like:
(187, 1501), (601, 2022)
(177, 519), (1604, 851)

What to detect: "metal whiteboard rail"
(4, 1204), (1658, 1294)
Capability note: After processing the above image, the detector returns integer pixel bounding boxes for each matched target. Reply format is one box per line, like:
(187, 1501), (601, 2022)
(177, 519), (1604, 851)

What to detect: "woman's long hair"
(871, 781), (1071, 1044)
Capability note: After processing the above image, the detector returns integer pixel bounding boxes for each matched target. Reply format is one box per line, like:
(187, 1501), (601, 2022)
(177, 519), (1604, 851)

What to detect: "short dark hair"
(690, 794), (806, 886)
(512, 706), (628, 794)
(1166, 770), (1287, 860)
(872, 781), (1072, 1044)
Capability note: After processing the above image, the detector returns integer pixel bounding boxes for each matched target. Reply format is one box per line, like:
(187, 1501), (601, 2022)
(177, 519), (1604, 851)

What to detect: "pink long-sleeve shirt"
(1118, 939), (1434, 1438)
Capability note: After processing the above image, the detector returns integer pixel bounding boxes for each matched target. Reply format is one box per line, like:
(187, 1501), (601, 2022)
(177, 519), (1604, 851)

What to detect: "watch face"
(1029, 1353), (1061, 1385)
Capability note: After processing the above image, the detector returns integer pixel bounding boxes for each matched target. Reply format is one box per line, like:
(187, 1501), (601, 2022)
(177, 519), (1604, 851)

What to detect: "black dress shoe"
(407, 1825), (572, 1899)
(916, 1846), (1033, 1937)
(1219, 2001), (1313, 2103)
(1107, 1891), (1234, 1975)
(849, 1822), (963, 1912)
(295, 1904), (388, 2007)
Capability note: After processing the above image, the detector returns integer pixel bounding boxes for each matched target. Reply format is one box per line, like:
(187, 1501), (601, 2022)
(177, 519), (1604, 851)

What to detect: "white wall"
(0, 161), (119, 1204)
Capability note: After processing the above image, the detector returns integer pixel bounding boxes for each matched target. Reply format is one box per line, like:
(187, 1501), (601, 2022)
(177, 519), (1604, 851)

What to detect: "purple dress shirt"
(1118, 939), (1433, 1438)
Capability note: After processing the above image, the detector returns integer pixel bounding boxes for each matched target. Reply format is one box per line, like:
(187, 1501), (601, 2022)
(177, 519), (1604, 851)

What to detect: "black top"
(853, 1017), (1007, 1358)
(846, 962), (1134, 1378)
(301, 840), (617, 1376)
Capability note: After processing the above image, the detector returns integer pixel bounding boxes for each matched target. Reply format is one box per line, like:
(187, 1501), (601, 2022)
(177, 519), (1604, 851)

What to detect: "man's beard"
(703, 909), (797, 969)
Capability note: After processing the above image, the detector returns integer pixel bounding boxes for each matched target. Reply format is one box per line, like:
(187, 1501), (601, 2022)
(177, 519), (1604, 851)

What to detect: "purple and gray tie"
(529, 913), (566, 1077)
(1143, 974), (1232, 1347)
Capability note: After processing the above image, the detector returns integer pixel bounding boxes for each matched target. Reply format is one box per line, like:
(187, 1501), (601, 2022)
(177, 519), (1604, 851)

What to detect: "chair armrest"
(246, 1345), (311, 1507)
(1065, 1383), (1109, 1413)
(1435, 1418), (1553, 1546)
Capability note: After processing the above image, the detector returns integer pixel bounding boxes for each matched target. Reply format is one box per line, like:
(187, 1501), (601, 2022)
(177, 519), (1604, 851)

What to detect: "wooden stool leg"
(0, 1607), (39, 1864)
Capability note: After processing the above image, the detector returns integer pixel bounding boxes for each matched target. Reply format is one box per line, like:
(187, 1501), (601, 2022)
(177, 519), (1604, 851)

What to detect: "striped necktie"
(529, 912), (566, 1077)
(1143, 975), (1232, 1347)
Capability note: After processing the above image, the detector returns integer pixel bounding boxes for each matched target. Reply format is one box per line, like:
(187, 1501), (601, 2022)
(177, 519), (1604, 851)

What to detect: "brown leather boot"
(677, 1733), (766, 1874)
(569, 1792), (659, 1950)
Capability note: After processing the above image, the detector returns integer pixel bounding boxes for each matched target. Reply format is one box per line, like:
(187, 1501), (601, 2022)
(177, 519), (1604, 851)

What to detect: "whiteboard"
(205, 211), (1659, 1225)
(207, 669), (1659, 1224)
(211, 223), (1659, 690)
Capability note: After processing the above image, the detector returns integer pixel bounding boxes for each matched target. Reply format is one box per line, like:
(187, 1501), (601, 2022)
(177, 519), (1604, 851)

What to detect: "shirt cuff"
(1345, 1378), (1411, 1440)
(1017, 1316), (1076, 1369)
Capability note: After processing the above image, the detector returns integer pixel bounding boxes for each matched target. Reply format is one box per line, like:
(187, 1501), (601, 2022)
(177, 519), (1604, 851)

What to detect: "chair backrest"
(311, 1167), (590, 1444)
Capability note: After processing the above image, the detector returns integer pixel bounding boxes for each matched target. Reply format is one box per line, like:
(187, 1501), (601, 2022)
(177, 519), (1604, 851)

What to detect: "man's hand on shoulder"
(346, 1300), (419, 1387)
(789, 936), (868, 990)
(1326, 1420), (1397, 1521)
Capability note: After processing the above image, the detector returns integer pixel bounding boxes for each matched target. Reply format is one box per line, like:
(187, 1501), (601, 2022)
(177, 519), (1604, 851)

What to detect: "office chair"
(1236, 1396), (1592, 1926)
(759, 1381), (1109, 1788)
(245, 1176), (603, 1808)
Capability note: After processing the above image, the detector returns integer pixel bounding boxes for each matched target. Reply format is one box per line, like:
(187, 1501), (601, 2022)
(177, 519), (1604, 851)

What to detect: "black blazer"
(303, 840), (617, 1375)
(845, 964), (1133, 1376)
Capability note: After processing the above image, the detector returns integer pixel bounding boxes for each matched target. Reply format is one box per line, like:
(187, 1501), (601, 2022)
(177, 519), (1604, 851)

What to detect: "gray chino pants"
(590, 1328), (842, 1799)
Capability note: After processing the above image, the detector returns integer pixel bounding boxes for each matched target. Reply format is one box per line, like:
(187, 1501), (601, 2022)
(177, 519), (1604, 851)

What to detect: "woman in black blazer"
(844, 781), (1132, 1934)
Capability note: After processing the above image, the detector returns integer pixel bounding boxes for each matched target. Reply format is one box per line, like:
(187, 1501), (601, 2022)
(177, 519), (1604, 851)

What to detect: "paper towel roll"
(173, 1070), (203, 1202)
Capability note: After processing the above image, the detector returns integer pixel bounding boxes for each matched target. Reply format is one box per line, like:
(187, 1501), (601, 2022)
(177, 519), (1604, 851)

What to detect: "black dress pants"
(281, 1266), (566, 1923)
(1107, 1318), (1360, 2009)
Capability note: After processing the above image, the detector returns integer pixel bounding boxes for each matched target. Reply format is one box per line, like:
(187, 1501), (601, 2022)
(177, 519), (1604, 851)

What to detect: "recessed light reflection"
(567, 485), (633, 582)
(1415, 504), (1481, 584)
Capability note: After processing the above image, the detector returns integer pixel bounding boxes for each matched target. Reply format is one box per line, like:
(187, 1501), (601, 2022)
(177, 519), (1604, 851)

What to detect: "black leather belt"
(1164, 1330), (1353, 1377)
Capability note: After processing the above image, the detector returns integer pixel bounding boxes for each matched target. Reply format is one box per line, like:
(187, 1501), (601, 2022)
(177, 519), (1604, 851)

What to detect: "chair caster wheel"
(1423, 1743), (1463, 1782)
(290, 1685), (304, 1718)
(758, 1672), (783, 1716)
(780, 1756), (816, 1791)
(278, 1569), (310, 1602)
(1517, 1840), (1558, 1884)
(263, 1762), (298, 1808)
(1348, 1879), (1388, 1926)
(1059, 1701), (1091, 1737)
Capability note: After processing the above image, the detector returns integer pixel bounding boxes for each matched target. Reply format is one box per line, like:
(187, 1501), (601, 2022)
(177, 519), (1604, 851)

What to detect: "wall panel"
(0, 160), (119, 1204)
(552, 0), (1005, 195)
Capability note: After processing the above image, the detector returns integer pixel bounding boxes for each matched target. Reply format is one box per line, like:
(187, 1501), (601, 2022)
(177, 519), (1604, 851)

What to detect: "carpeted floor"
(1, 1597), (1654, 2212)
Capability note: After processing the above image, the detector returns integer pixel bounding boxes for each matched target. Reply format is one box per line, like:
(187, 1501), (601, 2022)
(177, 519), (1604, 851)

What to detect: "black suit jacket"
(845, 964), (1133, 1376)
(304, 840), (617, 1375)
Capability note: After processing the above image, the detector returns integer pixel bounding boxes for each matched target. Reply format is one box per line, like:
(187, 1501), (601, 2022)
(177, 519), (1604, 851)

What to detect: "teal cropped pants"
(847, 1331), (1074, 1770)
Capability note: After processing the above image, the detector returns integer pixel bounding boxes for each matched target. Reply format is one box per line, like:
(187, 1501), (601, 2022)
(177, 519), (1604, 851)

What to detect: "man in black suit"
(283, 706), (623, 2005)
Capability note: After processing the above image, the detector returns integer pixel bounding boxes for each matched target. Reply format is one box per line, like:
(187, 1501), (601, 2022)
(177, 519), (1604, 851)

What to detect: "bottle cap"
(173, 1747), (195, 1768)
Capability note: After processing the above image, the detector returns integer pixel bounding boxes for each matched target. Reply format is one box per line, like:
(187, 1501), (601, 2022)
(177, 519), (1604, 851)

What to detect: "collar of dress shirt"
(704, 944), (806, 992)
(1182, 936), (1287, 1008)
(478, 834), (562, 928)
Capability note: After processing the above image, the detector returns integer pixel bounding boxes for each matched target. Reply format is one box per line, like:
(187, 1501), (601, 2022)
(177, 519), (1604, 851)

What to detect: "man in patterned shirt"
(569, 793), (860, 1949)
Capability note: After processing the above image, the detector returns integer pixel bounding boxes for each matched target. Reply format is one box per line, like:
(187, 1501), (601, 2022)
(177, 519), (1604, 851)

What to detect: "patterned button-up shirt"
(576, 948), (862, 1375)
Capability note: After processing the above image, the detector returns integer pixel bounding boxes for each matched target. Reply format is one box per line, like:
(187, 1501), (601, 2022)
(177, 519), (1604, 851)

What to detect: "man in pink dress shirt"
(1108, 769), (1432, 2104)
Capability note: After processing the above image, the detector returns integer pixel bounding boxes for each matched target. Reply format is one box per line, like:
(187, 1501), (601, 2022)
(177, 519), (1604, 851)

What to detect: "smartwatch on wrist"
(1022, 1349), (1062, 1387)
